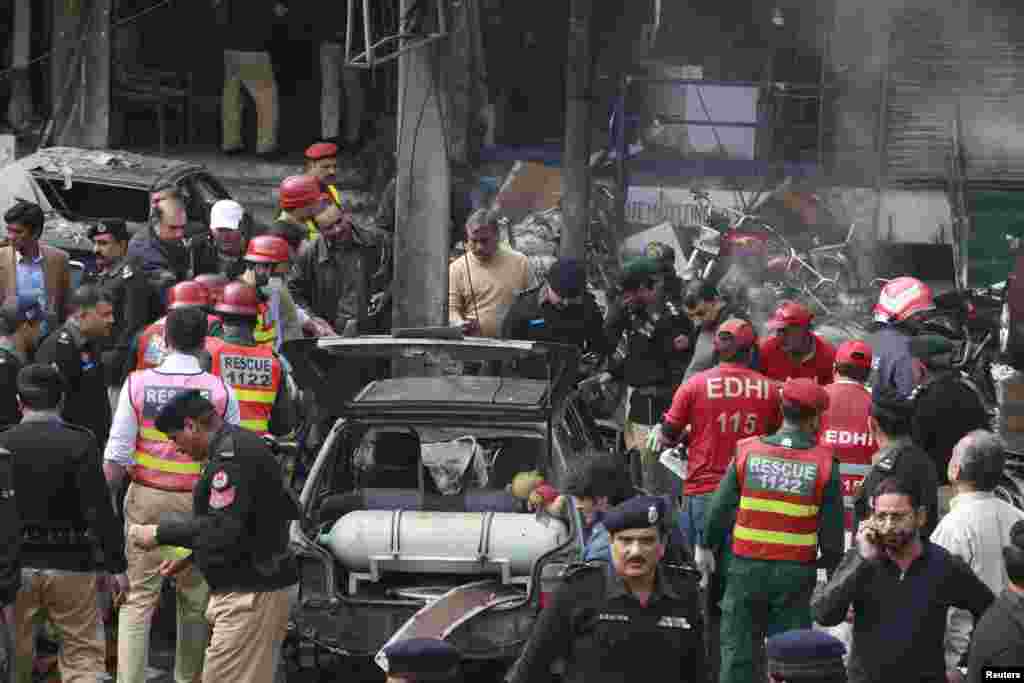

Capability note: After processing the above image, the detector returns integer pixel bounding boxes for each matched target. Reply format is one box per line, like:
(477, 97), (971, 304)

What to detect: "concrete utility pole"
(560, 0), (597, 262)
(48, 0), (111, 148)
(391, 0), (451, 340)
(7, 0), (35, 130)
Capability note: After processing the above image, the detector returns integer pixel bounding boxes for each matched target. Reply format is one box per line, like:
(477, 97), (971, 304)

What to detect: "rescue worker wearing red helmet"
(193, 273), (229, 309)
(230, 235), (332, 350)
(757, 301), (836, 385)
(868, 276), (936, 399)
(135, 280), (224, 372)
(702, 378), (845, 683)
(275, 174), (331, 243)
(209, 282), (292, 436)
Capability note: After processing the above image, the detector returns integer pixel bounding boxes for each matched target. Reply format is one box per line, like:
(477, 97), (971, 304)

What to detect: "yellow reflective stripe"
(140, 427), (169, 442)
(241, 419), (269, 432)
(734, 524), (817, 547)
(253, 328), (276, 343)
(739, 497), (819, 517)
(235, 389), (275, 404)
(328, 185), (341, 205)
(134, 452), (201, 475)
(306, 219), (318, 240)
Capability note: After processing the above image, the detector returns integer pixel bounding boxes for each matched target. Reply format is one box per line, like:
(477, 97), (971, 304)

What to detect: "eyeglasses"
(872, 510), (915, 524)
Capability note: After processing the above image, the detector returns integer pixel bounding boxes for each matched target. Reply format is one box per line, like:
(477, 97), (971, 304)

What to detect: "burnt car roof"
(20, 146), (205, 189)
(355, 376), (549, 406)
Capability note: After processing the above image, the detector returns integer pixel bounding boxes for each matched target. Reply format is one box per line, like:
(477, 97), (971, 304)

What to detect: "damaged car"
(279, 333), (606, 677)
(0, 146), (232, 278)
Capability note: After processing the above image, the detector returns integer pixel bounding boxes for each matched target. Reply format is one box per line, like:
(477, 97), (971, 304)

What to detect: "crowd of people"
(1, 160), (1023, 682)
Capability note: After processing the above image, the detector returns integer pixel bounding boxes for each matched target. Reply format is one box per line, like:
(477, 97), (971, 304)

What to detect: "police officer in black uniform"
(83, 218), (159, 408)
(35, 284), (115, 446)
(0, 364), (127, 681)
(501, 258), (609, 379)
(130, 390), (299, 683)
(0, 296), (45, 431)
(509, 495), (704, 683)
(0, 430), (18, 683)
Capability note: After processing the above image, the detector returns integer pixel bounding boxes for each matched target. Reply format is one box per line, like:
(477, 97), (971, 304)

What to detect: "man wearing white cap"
(210, 199), (247, 279)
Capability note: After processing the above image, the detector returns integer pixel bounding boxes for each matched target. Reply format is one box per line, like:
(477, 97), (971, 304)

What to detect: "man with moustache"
(509, 495), (704, 683)
(813, 476), (994, 683)
(757, 301), (836, 385)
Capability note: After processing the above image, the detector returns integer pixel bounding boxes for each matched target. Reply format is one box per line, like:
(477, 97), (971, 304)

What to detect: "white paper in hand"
(659, 450), (688, 481)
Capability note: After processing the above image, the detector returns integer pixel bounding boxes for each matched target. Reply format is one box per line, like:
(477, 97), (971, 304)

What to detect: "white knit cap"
(210, 199), (244, 231)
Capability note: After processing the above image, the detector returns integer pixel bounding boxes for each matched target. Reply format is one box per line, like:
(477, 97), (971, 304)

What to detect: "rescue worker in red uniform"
(819, 340), (877, 534)
(655, 317), (782, 683)
(209, 282), (293, 436)
(702, 378), (845, 683)
(758, 301), (836, 385)
(135, 280), (223, 372)
(103, 306), (241, 683)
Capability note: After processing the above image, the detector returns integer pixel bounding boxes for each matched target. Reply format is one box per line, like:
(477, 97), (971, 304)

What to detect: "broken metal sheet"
(18, 146), (193, 189)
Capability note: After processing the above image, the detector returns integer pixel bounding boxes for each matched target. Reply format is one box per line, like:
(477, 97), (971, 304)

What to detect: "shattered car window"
(421, 437), (489, 494)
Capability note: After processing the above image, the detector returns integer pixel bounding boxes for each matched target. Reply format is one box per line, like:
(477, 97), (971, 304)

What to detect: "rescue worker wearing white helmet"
(868, 276), (936, 399)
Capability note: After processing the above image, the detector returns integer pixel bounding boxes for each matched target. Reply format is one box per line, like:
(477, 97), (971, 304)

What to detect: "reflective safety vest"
(127, 368), (230, 491)
(276, 209), (318, 241)
(254, 301), (276, 347)
(820, 379), (877, 530)
(137, 314), (224, 371)
(209, 341), (282, 435)
(732, 436), (833, 563)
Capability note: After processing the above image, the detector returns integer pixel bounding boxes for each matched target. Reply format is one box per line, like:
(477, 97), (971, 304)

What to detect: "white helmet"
(873, 276), (935, 324)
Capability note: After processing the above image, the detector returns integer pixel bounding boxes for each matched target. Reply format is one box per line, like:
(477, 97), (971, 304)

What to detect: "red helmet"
(193, 274), (229, 304)
(873, 276), (935, 323)
(215, 282), (261, 317)
(767, 301), (814, 330)
(167, 281), (210, 310)
(278, 175), (323, 210)
(244, 235), (291, 264)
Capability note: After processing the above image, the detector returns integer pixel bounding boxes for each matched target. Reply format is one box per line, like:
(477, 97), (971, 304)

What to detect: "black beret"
(154, 390), (214, 434)
(382, 638), (461, 679)
(547, 258), (585, 300)
(88, 218), (130, 242)
(870, 386), (914, 421)
(603, 495), (668, 534)
(766, 629), (846, 679)
(17, 363), (66, 405)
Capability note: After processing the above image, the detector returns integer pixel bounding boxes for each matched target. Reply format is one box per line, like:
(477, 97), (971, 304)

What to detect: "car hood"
(281, 336), (580, 418)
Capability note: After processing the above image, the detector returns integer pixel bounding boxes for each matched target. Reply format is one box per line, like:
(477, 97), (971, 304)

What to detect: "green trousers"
(718, 556), (817, 683)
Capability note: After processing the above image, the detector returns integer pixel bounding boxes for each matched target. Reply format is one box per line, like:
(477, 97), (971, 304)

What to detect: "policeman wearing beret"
(509, 495), (705, 683)
(702, 378), (845, 683)
(83, 218), (159, 408)
(0, 364), (128, 682)
(0, 296), (45, 430)
(380, 638), (462, 682)
(766, 629), (847, 682)
(130, 390), (299, 683)
(501, 258), (610, 379)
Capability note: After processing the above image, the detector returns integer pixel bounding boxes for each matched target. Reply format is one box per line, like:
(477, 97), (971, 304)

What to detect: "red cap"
(532, 484), (559, 506)
(835, 340), (872, 370)
(304, 142), (338, 161)
(781, 378), (830, 412)
(714, 318), (756, 352)
(768, 301), (814, 330)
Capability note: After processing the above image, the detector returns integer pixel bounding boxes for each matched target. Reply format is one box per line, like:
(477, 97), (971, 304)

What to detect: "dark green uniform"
(509, 562), (705, 683)
(0, 344), (25, 431)
(704, 428), (845, 683)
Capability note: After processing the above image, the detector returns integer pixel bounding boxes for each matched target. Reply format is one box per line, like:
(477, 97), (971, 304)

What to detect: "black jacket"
(967, 589), (1024, 683)
(288, 232), (390, 334)
(0, 417), (126, 574)
(157, 425), (299, 594)
(35, 321), (112, 447)
(509, 562), (704, 683)
(0, 443), (19, 606)
(604, 300), (693, 389)
(0, 345), (24, 431)
(910, 371), (989, 484)
(84, 256), (160, 387)
(126, 225), (220, 304)
(812, 542), (994, 683)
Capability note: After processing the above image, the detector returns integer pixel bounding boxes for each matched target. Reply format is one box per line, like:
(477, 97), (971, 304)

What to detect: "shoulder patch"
(877, 455), (895, 472)
(122, 265), (134, 279)
(58, 332), (71, 344)
(564, 562), (604, 581)
(211, 470), (230, 490)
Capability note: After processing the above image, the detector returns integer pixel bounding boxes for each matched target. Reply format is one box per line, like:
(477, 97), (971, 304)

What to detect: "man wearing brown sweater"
(448, 209), (530, 338)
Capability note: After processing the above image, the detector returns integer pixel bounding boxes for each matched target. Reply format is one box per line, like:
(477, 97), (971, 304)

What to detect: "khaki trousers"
(118, 483), (209, 683)
(320, 42), (364, 144)
(202, 588), (292, 683)
(14, 570), (105, 683)
(222, 50), (279, 154)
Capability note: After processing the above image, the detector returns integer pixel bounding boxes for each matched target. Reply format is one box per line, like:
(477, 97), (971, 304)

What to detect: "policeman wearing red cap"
(819, 340), (877, 534)
(703, 377), (845, 683)
(304, 142), (344, 209)
(758, 301), (836, 385)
